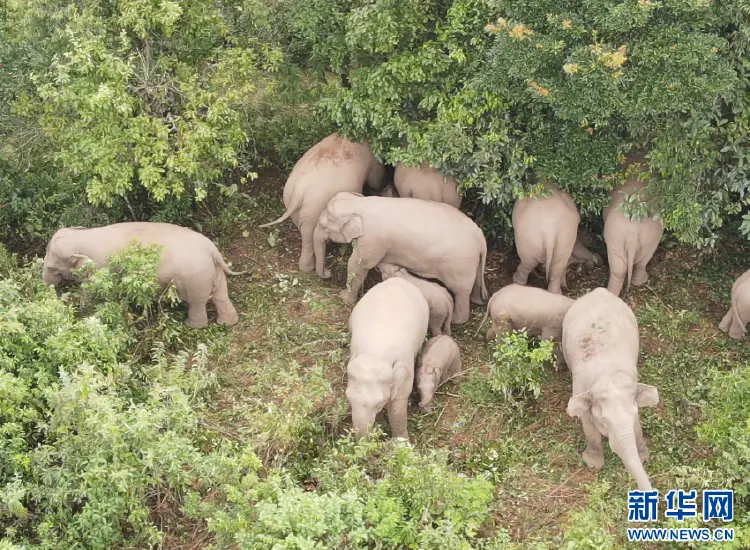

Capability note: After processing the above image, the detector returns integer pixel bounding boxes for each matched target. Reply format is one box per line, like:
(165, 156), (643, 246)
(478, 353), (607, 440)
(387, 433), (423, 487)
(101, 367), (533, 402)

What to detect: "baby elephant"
(476, 284), (574, 367)
(416, 335), (462, 412)
(568, 236), (602, 270)
(394, 162), (461, 208)
(719, 269), (750, 340)
(512, 182), (580, 294)
(346, 278), (429, 439)
(564, 288), (659, 490)
(43, 222), (243, 328)
(380, 185), (400, 198)
(377, 262), (453, 336)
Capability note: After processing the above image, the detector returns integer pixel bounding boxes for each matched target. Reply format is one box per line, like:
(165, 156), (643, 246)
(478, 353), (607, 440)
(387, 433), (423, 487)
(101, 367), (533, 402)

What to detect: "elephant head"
(567, 378), (659, 490)
(375, 262), (405, 280)
(42, 229), (92, 286)
(346, 354), (410, 439)
(416, 362), (440, 412)
(313, 193), (364, 278)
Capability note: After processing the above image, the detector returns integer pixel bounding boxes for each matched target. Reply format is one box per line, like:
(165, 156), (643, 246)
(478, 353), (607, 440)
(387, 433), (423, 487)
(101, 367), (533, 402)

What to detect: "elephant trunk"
(313, 223), (329, 278)
(611, 426), (652, 490)
(417, 373), (438, 410)
(351, 407), (377, 440)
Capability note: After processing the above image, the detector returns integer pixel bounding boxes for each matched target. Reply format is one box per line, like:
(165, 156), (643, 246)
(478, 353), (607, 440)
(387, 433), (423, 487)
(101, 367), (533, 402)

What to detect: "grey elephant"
(476, 284), (574, 367)
(512, 182), (580, 294)
(393, 162), (461, 208)
(416, 335), (462, 412)
(259, 133), (384, 272)
(42, 223), (243, 328)
(603, 167), (664, 296)
(377, 262), (453, 336)
(719, 269), (750, 340)
(564, 287), (659, 490)
(314, 192), (488, 324)
(380, 184), (400, 198)
(347, 277), (429, 439)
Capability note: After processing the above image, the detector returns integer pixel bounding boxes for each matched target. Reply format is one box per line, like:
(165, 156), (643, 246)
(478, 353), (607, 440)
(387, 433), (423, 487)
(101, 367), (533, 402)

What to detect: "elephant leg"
(547, 258), (567, 295)
(580, 412), (605, 470)
(719, 308), (733, 333)
(513, 256), (538, 286)
(298, 218), (316, 273)
(452, 283), (473, 324)
(631, 261), (649, 286)
(428, 317), (443, 336)
(487, 316), (512, 342)
(386, 397), (409, 439)
(185, 301), (209, 329)
(541, 326), (565, 369)
(728, 317), (747, 340)
(339, 247), (371, 305)
(212, 270), (239, 326)
(606, 244), (627, 297)
(634, 420), (650, 463)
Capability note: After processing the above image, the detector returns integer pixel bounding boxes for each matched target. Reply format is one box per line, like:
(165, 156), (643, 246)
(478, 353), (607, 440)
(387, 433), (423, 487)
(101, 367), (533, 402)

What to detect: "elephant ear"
(636, 384), (659, 408)
(341, 215), (364, 243)
(70, 253), (92, 269)
(389, 360), (411, 402)
(566, 391), (591, 418)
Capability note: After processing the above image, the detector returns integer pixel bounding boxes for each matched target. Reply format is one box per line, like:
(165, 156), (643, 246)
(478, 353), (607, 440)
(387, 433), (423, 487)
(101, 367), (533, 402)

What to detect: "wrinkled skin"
(393, 162), (461, 208)
(42, 223), (243, 328)
(563, 288), (659, 490)
(259, 134), (385, 272)
(347, 278), (429, 439)
(380, 185), (399, 198)
(719, 269), (750, 340)
(603, 170), (664, 296)
(314, 192), (488, 324)
(377, 262), (453, 336)
(512, 183), (580, 294)
(476, 284), (574, 368)
(416, 335), (462, 412)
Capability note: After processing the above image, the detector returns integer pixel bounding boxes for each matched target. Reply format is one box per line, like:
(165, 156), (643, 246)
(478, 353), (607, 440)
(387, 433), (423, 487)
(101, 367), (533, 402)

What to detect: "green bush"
(488, 329), (554, 404)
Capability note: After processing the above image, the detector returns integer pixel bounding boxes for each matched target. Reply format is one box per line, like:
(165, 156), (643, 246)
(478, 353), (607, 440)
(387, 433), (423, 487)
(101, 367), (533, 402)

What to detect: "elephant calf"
(43, 222), (243, 328)
(512, 182), (580, 294)
(377, 262), (453, 336)
(394, 162), (461, 208)
(564, 288), (659, 490)
(259, 133), (384, 273)
(347, 278), (429, 439)
(416, 335), (462, 412)
(719, 269), (750, 340)
(476, 284), (574, 367)
(603, 166), (664, 296)
(568, 236), (602, 270)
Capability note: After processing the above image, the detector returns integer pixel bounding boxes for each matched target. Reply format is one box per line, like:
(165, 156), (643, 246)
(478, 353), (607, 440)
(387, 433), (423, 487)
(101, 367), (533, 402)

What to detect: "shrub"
(488, 329), (554, 404)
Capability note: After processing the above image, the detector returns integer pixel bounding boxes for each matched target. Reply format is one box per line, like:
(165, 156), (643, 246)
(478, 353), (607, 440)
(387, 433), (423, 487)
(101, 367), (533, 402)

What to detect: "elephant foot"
(185, 318), (209, 329)
(632, 274), (649, 286)
(728, 328), (746, 340)
(318, 268), (332, 279)
(582, 448), (605, 470)
(339, 289), (358, 305)
(299, 258), (315, 273)
(217, 312), (239, 327)
(419, 404), (433, 413)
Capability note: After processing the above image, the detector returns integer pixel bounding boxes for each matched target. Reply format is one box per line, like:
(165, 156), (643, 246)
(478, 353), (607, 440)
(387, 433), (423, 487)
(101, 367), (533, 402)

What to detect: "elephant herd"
(40, 132), (750, 492)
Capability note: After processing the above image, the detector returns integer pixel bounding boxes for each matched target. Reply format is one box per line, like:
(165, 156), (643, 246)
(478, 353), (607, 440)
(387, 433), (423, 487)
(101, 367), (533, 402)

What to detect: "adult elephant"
(393, 162), (461, 208)
(259, 133), (384, 272)
(313, 192), (489, 324)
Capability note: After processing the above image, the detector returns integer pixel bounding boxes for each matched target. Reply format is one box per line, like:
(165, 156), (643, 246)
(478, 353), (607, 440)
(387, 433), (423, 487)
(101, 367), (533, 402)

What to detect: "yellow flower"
(508, 24), (533, 41)
(562, 19), (572, 29)
(527, 79), (550, 97)
(613, 70), (624, 79)
(637, 0), (653, 6)
(485, 23), (498, 32)
(563, 63), (580, 75)
(497, 17), (508, 28)
(599, 45), (628, 70)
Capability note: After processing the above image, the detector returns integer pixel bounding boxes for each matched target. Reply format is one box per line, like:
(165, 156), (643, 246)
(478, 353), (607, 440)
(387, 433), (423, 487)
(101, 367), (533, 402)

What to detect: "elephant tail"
(213, 249), (247, 276)
(475, 241), (489, 302)
(474, 295), (492, 337)
(625, 238), (635, 291)
(258, 184), (303, 228)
